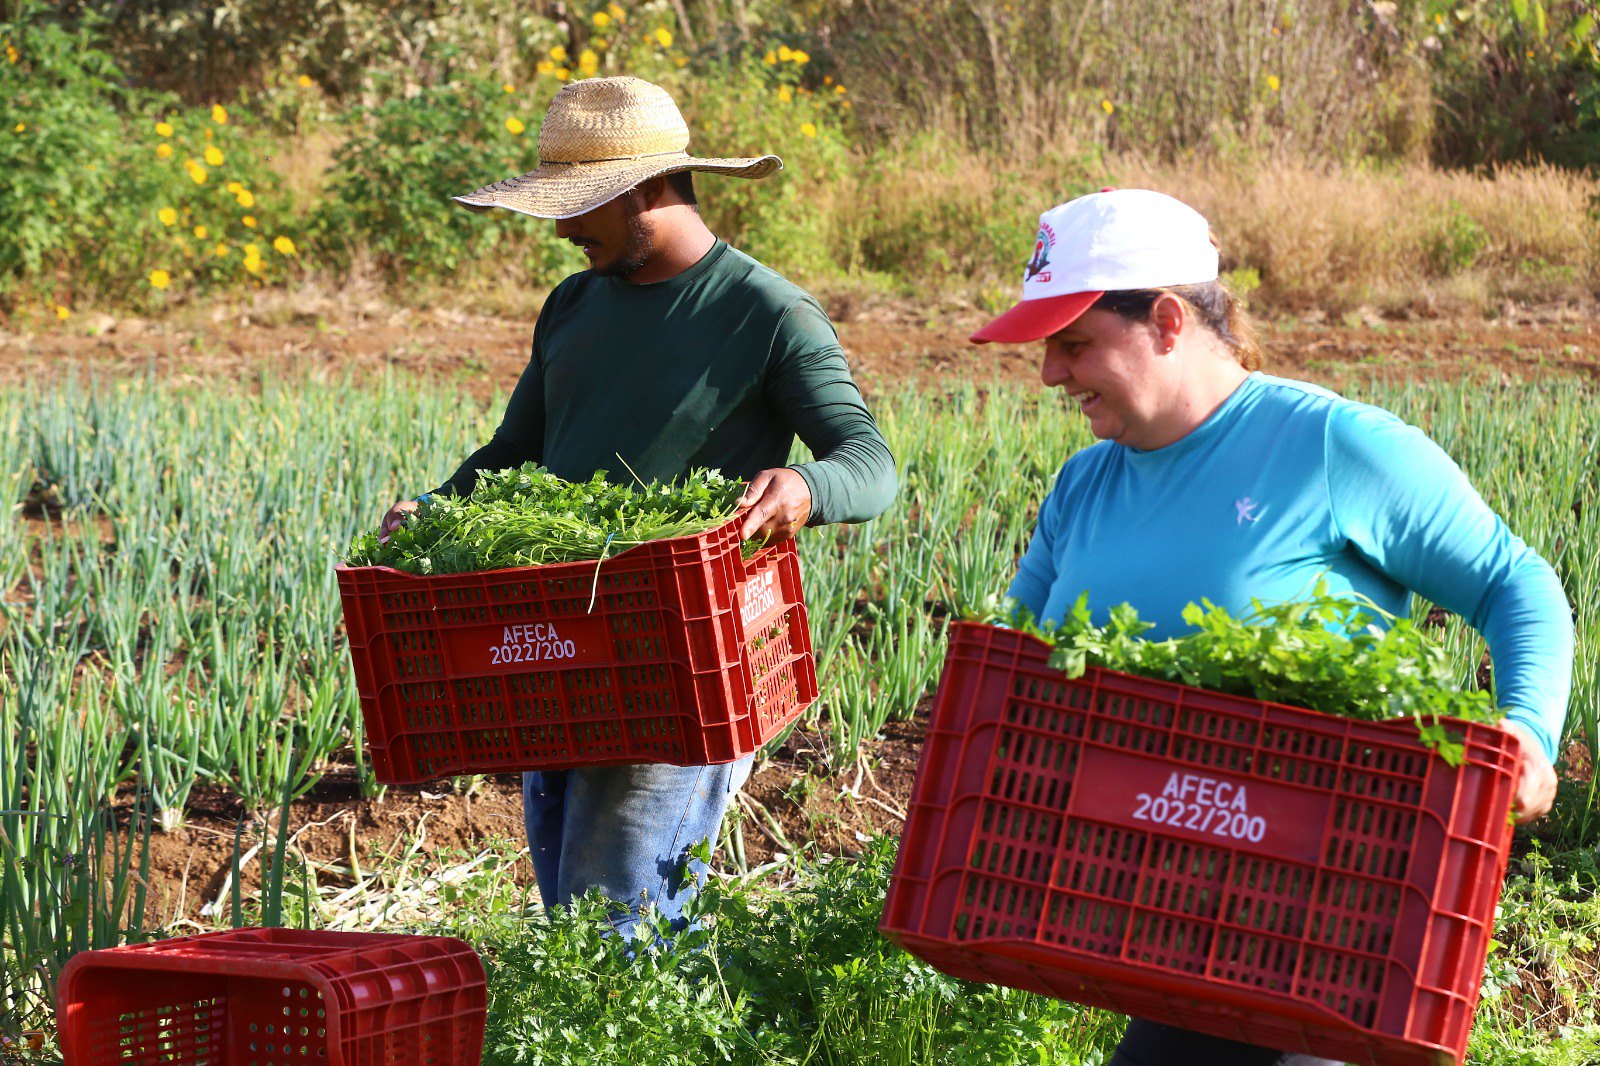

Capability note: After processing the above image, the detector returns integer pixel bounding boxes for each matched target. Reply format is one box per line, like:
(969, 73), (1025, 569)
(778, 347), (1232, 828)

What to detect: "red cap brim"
(969, 290), (1103, 344)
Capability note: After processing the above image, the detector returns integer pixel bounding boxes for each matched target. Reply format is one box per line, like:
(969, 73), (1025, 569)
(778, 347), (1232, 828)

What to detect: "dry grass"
(1117, 158), (1600, 316)
(269, 127), (345, 213)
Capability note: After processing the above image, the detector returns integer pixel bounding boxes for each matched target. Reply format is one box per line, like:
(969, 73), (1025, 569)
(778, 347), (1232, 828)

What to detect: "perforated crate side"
(882, 622), (1519, 1066)
(58, 930), (486, 1066)
(338, 518), (817, 782)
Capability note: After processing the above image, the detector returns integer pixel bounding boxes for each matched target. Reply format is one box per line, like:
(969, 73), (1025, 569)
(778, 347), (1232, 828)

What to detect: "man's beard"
(592, 205), (653, 278)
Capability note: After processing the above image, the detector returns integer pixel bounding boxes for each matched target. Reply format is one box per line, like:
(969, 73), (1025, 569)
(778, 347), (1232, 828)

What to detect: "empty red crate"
(882, 622), (1521, 1066)
(336, 516), (817, 783)
(57, 928), (485, 1064)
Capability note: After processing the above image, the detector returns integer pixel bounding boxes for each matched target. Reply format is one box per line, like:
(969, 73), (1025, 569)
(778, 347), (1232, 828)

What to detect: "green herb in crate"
(978, 583), (1503, 764)
(345, 464), (747, 575)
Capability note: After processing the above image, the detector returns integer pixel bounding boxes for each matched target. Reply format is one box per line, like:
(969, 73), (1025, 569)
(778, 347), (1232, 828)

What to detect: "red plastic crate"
(57, 928), (485, 1064)
(882, 622), (1521, 1066)
(336, 516), (817, 783)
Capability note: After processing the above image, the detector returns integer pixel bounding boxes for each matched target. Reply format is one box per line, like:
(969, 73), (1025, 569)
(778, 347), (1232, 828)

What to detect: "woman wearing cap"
(970, 188), (1570, 1066)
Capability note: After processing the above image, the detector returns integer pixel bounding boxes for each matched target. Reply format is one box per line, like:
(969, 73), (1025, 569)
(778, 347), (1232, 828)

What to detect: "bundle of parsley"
(345, 464), (746, 576)
(982, 584), (1503, 763)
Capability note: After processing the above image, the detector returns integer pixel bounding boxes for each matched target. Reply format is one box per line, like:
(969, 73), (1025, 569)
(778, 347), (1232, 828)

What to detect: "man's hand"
(738, 468), (811, 543)
(1501, 719), (1558, 824)
(379, 498), (420, 543)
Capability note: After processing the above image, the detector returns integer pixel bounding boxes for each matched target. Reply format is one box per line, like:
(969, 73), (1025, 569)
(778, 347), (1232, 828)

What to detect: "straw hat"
(453, 76), (782, 220)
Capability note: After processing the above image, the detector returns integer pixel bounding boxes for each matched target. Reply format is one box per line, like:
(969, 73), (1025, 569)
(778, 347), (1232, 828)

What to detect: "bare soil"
(2, 291), (1597, 396)
(127, 710), (927, 927)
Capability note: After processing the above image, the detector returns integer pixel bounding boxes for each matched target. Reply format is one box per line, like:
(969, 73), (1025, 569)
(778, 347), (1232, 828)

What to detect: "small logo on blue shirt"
(1235, 497), (1262, 525)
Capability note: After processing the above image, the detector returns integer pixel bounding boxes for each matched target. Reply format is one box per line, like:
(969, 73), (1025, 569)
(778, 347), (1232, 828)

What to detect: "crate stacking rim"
(882, 622), (1521, 1066)
(336, 515), (817, 783)
(56, 928), (486, 1065)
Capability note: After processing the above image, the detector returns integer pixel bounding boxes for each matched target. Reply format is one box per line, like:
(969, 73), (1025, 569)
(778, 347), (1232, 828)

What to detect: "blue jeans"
(522, 755), (755, 937)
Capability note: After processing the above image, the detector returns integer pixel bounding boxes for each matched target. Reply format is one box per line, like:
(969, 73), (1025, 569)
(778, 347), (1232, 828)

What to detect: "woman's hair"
(1093, 281), (1261, 371)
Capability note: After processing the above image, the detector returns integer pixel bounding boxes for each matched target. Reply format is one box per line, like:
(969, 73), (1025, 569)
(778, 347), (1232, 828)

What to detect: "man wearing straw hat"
(380, 76), (897, 935)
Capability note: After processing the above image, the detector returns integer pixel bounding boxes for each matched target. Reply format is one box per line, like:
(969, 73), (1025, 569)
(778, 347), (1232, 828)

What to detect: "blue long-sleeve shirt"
(1010, 373), (1573, 762)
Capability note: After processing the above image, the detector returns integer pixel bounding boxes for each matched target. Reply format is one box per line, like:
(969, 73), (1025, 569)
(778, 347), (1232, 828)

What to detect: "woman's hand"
(1500, 719), (1558, 824)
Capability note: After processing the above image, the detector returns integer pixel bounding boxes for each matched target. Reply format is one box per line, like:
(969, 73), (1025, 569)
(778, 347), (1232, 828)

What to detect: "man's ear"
(633, 175), (669, 210)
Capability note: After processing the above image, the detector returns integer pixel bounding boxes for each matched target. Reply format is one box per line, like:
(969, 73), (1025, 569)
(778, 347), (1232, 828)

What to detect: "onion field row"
(2, 370), (1596, 1024)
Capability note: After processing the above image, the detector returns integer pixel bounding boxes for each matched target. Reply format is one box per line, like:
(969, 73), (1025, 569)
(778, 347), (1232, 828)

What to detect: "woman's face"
(1039, 307), (1174, 449)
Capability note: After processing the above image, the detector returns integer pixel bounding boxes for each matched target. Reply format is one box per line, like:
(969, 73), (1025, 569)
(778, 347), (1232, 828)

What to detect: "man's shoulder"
(713, 243), (827, 319)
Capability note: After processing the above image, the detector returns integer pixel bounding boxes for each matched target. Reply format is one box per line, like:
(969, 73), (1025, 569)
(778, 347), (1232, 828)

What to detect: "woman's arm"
(1325, 403), (1573, 819)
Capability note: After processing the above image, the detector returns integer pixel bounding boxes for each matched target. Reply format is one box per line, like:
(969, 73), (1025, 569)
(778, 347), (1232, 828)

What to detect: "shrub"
(1422, 0), (1600, 167)
(311, 72), (582, 282)
(1430, 199), (1491, 275)
(1, 3), (301, 310)
(675, 52), (853, 279)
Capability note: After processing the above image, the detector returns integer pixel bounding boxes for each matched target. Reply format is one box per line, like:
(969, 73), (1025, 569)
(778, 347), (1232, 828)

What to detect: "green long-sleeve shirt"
(434, 240), (897, 525)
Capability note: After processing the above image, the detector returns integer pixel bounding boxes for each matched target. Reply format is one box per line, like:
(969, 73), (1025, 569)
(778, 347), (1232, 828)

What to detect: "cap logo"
(1025, 222), (1055, 284)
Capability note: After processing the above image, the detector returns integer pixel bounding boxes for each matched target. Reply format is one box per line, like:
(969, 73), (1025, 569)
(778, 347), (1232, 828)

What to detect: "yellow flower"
(823, 75), (832, 85)
(777, 85), (793, 103)
(536, 59), (555, 76)
(242, 215), (257, 228)
(12, 123), (23, 134)
(835, 84), (847, 95)
(653, 27), (673, 47)
(791, 49), (810, 64)
(549, 44), (568, 62)
(298, 74), (314, 88)
(226, 181), (244, 194)
(204, 145), (224, 166)
(273, 235), (297, 255)
(193, 225), (208, 239)
(592, 10), (612, 27)
(158, 207), (178, 226)
(244, 257), (263, 275)
(214, 243), (230, 257)
(211, 104), (228, 124)
(503, 82), (515, 93)
(607, 2), (624, 19)
(1101, 99), (1115, 114)
(841, 99), (851, 109)
(578, 48), (599, 74)
(55, 305), (70, 322)
(155, 121), (174, 137)
(187, 163), (207, 184)
(156, 143), (173, 158)
(505, 116), (526, 135)
(149, 269), (171, 289)
(764, 50), (777, 65)
(236, 190), (255, 208)
(777, 45), (793, 62)
(4, 45), (17, 64)
(673, 52), (688, 67)
(556, 67), (570, 80)
(1266, 75), (1281, 91)
(800, 122), (816, 138)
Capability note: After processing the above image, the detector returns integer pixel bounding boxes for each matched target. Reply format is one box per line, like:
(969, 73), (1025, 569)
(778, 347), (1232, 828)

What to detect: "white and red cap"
(970, 188), (1219, 344)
